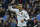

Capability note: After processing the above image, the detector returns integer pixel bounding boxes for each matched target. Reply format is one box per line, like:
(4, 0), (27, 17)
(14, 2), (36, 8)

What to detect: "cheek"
(18, 6), (21, 7)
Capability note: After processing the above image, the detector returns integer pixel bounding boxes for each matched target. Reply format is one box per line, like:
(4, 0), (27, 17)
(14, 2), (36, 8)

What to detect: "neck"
(19, 8), (22, 12)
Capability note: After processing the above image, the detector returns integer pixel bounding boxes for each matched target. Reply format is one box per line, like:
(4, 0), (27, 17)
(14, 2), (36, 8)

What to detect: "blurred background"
(0, 0), (40, 27)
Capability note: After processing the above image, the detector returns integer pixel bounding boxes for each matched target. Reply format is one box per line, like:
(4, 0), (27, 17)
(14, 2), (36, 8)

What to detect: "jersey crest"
(21, 12), (23, 15)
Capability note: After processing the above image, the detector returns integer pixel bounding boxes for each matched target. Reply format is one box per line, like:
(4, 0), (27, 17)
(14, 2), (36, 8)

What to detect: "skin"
(18, 4), (24, 23)
(39, 23), (40, 25)
(18, 4), (22, 12)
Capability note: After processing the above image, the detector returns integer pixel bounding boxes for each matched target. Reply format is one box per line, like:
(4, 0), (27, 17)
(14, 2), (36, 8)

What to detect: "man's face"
(0, 9), (1, 11)
(31, 12), (34, 15)
(38, 7), (40, 9)
(29, 1), (32, 3)
(5, 12), (7, 15)
(0, 21), (1, 23)
(8, 15), (10, 18)
(11, 13), (13, 16)
(18, 4), (22, 10)
(35, 17), (37, 19)
(32, 4), (34, 7)
(11, 15), (13, 18)
(28, 9), (31, 12)
(12, 19), (15, 22)
(35, 3), (38, 6)
(39, 2), (40, 6)
(39, 23), (40, 25)
(2, 8), (5, 11)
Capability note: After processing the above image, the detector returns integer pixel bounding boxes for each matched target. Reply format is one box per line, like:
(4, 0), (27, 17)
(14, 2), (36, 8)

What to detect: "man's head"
(38, 6), (40, 9)
(35, 3), (39, 6)
(18, 4), (22, 8)
(1, 8), (5, 12)
(11, 13), (13, 16)
(5, 12), (8, 15)
(18, 4), (22, 11)
(12, 19), (15, 22)
(39, 22), (40, 25)
(11, 15), (13, 18)
(7, 15), (10, 18)
(32, 3), (34, 7)
(35, 16), (37, 20)
(0, 9), (1, 11)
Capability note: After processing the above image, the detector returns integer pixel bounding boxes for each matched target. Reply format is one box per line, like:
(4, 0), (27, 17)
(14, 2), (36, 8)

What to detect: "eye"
(20, 5), (21, 6)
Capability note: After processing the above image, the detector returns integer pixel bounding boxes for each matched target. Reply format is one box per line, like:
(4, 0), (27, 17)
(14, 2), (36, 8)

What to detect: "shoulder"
(22, 10), (28, 14)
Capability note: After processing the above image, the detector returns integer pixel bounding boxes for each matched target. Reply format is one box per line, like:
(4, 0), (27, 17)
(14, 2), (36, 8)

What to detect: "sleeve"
(34, 25), (38, 27)
(24, 12), (30, 20)
(8, 6), (19, 13)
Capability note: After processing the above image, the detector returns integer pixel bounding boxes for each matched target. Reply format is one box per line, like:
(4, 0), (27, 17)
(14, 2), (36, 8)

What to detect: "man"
(27, 18), (34, 27)
(37, 14), (40, 22)
(34, 22), (40, 27)
(8, 4), (30, 27)
(11, 19), (16, 27)
(37, 22), (40, 27)
(3, 12), (8, 22)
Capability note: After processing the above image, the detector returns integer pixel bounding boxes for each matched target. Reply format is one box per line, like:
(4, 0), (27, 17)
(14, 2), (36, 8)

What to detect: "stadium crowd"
(0, 0), (40, 27)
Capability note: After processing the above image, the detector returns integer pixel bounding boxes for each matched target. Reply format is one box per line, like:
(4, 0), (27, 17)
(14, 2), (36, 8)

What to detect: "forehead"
(18, 4), (22, 6)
